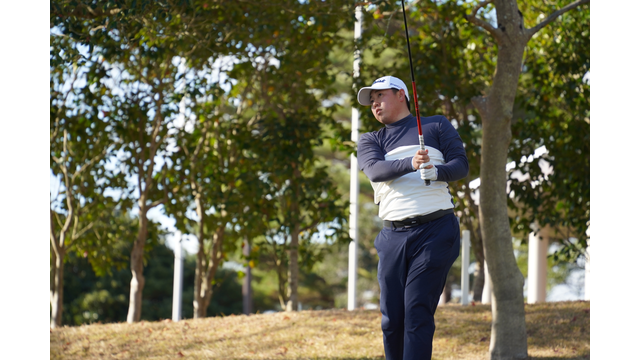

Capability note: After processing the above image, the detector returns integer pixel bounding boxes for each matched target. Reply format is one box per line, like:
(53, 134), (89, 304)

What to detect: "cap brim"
(357, 87), (375, 106)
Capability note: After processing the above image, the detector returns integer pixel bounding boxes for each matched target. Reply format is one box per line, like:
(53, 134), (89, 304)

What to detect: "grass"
(50, 300), (589, 360)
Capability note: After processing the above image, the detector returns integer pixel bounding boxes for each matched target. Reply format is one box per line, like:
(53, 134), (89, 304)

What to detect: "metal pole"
(347, 4), (363, 311)
(461, 230), (470, 305)
(172, 233), (184, 321)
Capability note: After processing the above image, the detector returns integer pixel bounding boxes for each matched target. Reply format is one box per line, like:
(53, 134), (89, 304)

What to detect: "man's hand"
(412, 149), (433, 170)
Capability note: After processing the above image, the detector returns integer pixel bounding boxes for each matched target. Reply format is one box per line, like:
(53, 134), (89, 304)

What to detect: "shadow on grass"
(528, 356), (589, 360)
(215, 358), (384, 360)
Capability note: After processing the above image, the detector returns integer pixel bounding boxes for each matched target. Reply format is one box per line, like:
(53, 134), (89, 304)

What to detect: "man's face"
(369, 88), (406, 124)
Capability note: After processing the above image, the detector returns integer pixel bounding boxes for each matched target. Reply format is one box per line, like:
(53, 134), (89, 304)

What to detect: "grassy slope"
(50, 301), (589, 360)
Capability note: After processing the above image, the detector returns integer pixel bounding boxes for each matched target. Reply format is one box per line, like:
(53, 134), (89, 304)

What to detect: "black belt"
(383, 209), (453, 229)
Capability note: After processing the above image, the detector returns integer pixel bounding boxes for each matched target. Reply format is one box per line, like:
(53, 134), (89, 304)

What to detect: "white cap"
(357, 76), (410, 106)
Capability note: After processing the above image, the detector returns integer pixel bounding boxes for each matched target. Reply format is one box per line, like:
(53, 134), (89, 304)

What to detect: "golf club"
(401, 0), (430, 186)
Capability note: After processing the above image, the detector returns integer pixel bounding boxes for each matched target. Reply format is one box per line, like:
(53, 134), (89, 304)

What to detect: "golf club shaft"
(401, 0), (430, 186)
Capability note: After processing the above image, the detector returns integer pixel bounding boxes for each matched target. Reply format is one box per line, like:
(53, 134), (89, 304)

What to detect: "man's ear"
(399, 89), (406, 102)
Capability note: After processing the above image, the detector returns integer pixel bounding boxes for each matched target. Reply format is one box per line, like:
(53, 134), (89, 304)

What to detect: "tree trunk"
(461, 199), (485, 302)
(203, 228), (224, 314)
(472, 257), (485, 302)
(193, 196), (207, 319)
(193, 232), (207, 318)
(286, 168), (302, 312)
(193, 237), (207, 319)
(242, 237), (253, 315)
(467, 1), (590, 357)
(476, 23), (528, 359)
(50, 249), (65, 328)
(470, 226), (485, 302)
(127, 210), (148, 323)
(286, 224), (300, 312)
(194, 226), (224, 318)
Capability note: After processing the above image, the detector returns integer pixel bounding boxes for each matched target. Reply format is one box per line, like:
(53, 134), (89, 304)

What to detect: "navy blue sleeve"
(435, 117), (469, 182)
(357, 133), (415, 182)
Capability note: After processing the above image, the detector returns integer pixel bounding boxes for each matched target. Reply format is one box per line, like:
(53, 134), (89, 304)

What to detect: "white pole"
(461, 230), (470, 305)
(584, 239), (590, 301)
(347, 4), (363, 312)
(482, 260), (492, 304)
(172, 234), (184, 321)
(527, 231), (548, 303)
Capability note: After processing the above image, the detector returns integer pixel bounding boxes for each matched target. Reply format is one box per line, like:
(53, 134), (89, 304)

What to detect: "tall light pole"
(348, 4), (363, 311)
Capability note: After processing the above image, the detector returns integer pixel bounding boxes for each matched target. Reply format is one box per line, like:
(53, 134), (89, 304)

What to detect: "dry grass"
(50, 301), (589, 360)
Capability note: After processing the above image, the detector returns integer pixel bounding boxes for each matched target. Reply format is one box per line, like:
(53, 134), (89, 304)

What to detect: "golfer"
(357, 76), (468, 360)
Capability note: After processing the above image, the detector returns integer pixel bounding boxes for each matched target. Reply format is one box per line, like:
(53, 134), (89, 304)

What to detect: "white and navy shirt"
(357, 114), (468, 221)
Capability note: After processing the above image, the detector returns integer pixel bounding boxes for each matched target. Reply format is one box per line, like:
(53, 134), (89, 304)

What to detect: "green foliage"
(62, 241), (247, 325)
(509, 4), (590, 262)
(74, 209), (161, 277)
(51, 0), (589, 325)
(52, 0), (355, 320)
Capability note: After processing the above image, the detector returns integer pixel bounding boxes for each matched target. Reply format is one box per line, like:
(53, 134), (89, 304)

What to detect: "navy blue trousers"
(374, 213), (460, 360)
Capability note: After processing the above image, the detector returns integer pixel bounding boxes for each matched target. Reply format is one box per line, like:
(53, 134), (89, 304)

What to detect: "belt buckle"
(401, 218), (419, 229)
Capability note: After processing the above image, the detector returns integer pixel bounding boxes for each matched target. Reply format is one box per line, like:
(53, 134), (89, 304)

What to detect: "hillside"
(51, 301), (589, 359)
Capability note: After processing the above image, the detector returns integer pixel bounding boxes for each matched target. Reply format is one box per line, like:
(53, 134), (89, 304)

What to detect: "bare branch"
(72, 147), (108, 181)
(53, 210), (64, 229)
(465, 0), (503, 40)
(472, 0), (493, 15)
(68, 222), (95, 249)
(62, 3), (122, 20)
(50, 211), (62, 256)
(526, 0), (590, 38)
(51, 69), (79, 143)
(148, 198), (165, 209)
(471, 95), (488, 118)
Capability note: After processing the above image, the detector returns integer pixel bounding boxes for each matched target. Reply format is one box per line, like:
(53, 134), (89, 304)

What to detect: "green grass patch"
(50, 300), (589, 359)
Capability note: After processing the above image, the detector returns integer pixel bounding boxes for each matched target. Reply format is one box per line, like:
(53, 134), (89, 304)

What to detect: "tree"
(463, 1), (589, 358)
(50, 32), (118, 328)
(508, 3), (590, 262)
(61, 210), (162, 325)
(218, 0), (351, 312)
(52, 0), (356, 321)
(169, 77), (265, 318)
(52, 0), (177, 323)
(255, 158), (349, 311)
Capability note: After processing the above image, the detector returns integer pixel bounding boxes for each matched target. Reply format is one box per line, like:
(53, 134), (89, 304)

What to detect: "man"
(357, 76), (468, 360)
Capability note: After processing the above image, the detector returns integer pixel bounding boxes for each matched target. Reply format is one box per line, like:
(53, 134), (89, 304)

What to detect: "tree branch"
(465, 0), (503, 40)
(64, 3), (122, 20)
(72, 147), (108, 181)
(471, 95), (488, 119)
(526, 0), (590, 39)
(148, 198), (165, 209)
(50, 210), (62, 257)
(68, 222), (95, 249)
